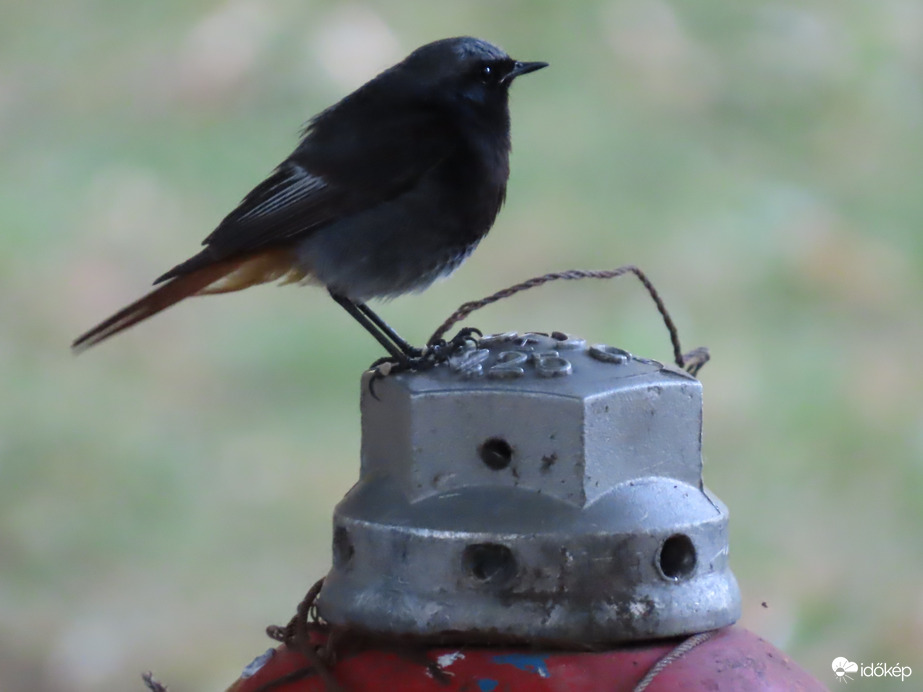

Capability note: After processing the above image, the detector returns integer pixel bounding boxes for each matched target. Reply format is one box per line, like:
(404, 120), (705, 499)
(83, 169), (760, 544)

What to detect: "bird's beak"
(503, 60), (549, 84)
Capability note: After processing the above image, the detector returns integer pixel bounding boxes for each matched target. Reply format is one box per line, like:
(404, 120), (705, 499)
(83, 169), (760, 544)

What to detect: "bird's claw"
(367, 356), (409, 399)
(442, 326), (483, 350)
(366, 327), (483, 399)
(421, 326), (483, 365)
(367, 351), (429, 399)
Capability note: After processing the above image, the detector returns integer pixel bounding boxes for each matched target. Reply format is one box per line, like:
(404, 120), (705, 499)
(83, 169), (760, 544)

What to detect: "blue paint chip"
(477, 680), (499, 692)
(492, 653), (550, 678)
(241, 648), (276, 678)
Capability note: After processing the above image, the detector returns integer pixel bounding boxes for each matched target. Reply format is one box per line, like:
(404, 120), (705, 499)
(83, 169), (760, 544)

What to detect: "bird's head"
(397, 37), (547, 117)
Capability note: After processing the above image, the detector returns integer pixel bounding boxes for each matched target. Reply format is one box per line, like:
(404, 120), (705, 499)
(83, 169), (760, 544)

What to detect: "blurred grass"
(1, 0), (922, 689)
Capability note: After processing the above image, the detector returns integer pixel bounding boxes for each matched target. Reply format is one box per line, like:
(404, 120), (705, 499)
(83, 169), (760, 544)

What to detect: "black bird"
(72, 37), (547, 360)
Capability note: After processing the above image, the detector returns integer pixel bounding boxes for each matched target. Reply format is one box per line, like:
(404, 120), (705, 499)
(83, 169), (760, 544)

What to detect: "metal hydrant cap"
(316, 332), (740, 643)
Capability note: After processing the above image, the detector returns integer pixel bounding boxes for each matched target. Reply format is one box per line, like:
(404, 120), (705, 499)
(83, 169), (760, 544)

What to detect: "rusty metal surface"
(228, 626), (825, 691)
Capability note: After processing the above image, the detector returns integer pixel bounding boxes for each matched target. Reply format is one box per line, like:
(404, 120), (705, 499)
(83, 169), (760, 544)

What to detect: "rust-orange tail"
(72, 249), (306, 352)
(71, 263), (235, 352)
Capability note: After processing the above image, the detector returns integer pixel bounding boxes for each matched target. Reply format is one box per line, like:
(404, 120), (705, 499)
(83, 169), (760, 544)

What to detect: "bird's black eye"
(480, 64), (496, 84)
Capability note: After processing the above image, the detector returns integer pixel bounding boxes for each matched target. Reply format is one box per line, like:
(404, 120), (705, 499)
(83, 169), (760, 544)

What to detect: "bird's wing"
(207, 160), (345, 250)
(156, 104), (453, 284)
(154, 161), (345, 283)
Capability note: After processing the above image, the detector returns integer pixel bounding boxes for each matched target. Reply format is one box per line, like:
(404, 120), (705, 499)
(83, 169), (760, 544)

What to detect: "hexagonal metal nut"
(361, 334), (702, 507)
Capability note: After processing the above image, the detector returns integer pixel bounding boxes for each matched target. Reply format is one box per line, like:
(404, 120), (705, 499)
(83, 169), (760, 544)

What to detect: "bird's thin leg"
(353, 302), (422, 357)
(328, 291), (417, 360)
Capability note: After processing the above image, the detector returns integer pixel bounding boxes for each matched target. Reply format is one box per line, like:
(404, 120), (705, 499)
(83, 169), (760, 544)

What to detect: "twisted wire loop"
(632, 631), (717, 692)
(260, 577), (458, 692)
(428, 266), (708, 375)
(257, 578), (345, 692)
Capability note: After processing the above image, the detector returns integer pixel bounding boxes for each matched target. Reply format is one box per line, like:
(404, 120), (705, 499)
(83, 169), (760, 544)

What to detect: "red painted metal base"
(227, 626), (824, 691)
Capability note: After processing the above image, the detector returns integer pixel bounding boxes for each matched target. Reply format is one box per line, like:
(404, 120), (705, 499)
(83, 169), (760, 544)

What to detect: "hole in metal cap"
(333, 525), (354, 568)
(658, 534), (696, 580)
(463, 543), (517, 586)
(479, 437), (513, 470)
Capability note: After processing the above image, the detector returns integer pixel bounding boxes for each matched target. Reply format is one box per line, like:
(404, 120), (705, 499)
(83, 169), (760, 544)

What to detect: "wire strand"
(429, 266), (692, 371)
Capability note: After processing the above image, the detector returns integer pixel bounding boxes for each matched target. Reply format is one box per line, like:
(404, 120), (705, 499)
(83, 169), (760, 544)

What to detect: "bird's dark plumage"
(73, 37), (546, 354)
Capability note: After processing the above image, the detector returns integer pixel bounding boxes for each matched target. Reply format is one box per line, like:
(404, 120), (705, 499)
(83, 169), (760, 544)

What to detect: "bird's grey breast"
(294, 151), (503, 302)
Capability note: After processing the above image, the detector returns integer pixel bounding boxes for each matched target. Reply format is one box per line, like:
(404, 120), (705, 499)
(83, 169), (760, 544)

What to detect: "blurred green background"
(2, 0), (921, 689)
